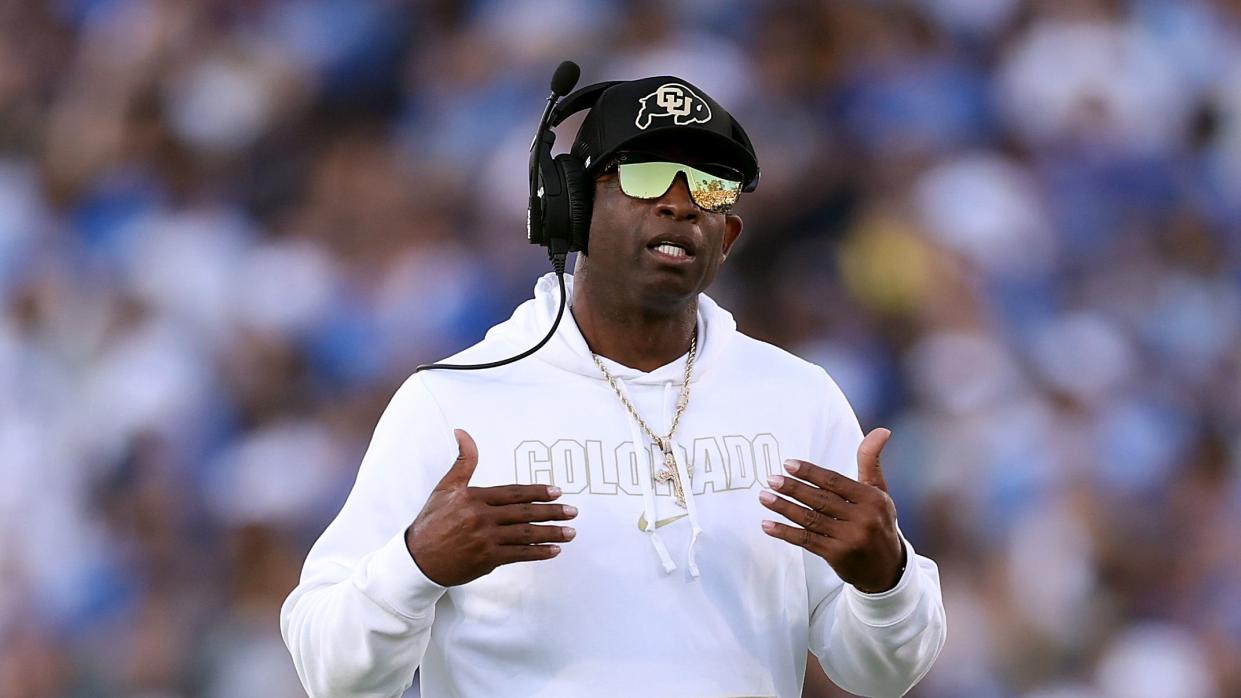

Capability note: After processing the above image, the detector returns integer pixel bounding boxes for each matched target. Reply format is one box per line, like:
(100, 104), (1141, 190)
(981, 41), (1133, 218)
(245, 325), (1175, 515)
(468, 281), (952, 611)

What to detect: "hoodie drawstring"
(663, 382), (705, 578)
(673, 438), (704, 577)
(618, 380), (677, 574)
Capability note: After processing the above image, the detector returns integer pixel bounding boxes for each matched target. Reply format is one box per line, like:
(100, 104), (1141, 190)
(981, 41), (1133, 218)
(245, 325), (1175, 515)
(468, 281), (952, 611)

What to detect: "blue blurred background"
(1, 0), (1240, 696)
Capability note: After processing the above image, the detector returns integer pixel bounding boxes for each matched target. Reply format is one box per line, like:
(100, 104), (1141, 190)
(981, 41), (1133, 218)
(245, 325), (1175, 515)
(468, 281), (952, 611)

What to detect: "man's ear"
(721, 214), (743, 259)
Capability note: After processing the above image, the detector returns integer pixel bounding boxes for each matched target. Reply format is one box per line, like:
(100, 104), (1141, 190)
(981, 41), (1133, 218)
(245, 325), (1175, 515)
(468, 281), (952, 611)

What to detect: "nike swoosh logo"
(637, 513), (688, 530)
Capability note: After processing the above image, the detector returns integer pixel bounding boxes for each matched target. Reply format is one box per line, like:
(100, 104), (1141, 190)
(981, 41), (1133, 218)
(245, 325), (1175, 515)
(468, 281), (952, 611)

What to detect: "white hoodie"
(281, 273), (946, 698)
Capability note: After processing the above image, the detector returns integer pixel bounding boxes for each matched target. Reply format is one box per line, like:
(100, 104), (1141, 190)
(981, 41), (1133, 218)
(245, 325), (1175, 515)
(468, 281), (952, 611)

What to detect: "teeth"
(654, 243), (688, 258)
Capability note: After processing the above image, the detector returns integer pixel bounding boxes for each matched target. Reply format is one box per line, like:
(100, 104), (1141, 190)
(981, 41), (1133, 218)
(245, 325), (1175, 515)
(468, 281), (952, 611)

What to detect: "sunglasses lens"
(617, 162), (678, 199)
(686, 169), (742, 213)
(617, 162), (741, 213)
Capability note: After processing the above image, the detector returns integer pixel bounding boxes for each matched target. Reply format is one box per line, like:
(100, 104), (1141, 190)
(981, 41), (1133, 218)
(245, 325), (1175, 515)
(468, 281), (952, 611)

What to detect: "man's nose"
(655, 173), (700, 223)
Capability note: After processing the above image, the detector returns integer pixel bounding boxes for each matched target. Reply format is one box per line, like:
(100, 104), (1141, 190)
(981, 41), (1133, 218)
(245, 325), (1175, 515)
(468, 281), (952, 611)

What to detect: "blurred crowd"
(1, 0), (1240, 696)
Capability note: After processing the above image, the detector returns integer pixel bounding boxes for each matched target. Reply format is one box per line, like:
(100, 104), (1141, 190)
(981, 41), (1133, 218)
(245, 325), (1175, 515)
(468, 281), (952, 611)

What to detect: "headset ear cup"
(555, 154), (592, 254)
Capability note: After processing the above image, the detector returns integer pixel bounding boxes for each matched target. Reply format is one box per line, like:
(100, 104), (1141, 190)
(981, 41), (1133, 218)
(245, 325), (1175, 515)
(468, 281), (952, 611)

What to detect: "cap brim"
(588, 127), (758, 189)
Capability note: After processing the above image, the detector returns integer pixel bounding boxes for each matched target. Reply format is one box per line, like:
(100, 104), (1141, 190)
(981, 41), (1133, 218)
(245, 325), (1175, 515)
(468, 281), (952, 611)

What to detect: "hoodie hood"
(488, 272), (737, 384)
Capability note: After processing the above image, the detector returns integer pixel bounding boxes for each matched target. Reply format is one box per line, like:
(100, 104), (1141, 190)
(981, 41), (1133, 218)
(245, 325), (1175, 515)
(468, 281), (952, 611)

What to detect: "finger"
(494, 544), (561, 565)
(766, 474), (853, 521)
(495, 523), (577, 545)
(782, 460), (868, 502)
(475, 484), (563, 506)
(437, 429), (479, 489)
(760, 520), (838, 558)
(856, 427), (892, 493)
(491, 502), (579, 525)
(758, 491), (846, 536)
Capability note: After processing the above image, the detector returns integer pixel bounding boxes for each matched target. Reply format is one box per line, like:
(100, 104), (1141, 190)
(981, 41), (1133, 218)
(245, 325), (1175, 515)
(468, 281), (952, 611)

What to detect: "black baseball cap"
(550, 76), (760, 192)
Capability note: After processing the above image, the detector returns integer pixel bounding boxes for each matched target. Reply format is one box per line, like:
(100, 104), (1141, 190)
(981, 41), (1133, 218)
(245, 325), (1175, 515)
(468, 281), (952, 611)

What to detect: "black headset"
(527, 70), (622, 262)
(414, 61), (589, 374)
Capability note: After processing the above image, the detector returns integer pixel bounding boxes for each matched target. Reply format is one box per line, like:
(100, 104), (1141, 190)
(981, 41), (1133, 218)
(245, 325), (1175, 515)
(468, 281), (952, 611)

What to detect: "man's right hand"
(405, 428), (578, 587)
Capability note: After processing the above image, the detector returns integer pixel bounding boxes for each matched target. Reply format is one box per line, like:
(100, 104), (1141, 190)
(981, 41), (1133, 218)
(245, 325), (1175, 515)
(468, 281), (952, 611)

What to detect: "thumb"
(856, 427), (892, 493)
(438, 428), (479, 488)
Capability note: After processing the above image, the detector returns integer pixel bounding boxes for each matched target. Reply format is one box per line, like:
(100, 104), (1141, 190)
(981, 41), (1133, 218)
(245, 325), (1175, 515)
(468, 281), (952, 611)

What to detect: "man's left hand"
(759, 428), (906, 594)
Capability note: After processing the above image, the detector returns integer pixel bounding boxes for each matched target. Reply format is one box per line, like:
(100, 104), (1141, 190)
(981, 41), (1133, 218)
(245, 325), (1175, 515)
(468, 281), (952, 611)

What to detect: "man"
(281, 75), (946, 698)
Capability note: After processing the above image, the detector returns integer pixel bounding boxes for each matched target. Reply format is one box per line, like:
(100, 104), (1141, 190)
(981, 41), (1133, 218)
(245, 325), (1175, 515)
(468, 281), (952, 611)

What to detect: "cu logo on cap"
(635, 83), (712, 129)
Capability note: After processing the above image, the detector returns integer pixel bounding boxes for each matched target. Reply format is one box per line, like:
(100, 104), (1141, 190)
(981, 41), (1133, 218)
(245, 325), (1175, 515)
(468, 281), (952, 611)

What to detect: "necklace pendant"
(656, 444), (688, 508)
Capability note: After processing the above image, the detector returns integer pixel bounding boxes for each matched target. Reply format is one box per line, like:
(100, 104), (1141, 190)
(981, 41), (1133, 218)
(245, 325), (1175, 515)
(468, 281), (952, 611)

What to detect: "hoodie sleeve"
(280, 375), (458, 698)
(803, 369), (947, 697)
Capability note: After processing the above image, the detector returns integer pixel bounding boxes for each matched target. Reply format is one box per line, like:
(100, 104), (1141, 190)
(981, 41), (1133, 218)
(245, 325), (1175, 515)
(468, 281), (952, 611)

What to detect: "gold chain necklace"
(590, 330), (697, 508)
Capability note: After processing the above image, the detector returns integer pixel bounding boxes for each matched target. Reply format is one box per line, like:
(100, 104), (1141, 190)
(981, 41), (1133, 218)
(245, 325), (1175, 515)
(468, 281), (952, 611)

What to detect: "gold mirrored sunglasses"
(606, 156), (743, 213)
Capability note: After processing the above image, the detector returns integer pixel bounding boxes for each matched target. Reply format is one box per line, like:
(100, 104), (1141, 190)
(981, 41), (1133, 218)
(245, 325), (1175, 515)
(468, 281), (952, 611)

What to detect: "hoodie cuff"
(843, 537), (922, 627)
(358, 528), (448, 620)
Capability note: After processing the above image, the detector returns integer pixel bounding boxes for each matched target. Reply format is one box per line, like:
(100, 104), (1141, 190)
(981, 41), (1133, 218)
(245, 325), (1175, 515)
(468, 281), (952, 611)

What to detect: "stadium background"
(2, 0), (1240, 696)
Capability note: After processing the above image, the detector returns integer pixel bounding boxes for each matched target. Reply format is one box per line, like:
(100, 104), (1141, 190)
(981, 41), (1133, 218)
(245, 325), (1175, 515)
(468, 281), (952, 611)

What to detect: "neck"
(571, 282), (698, 373)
